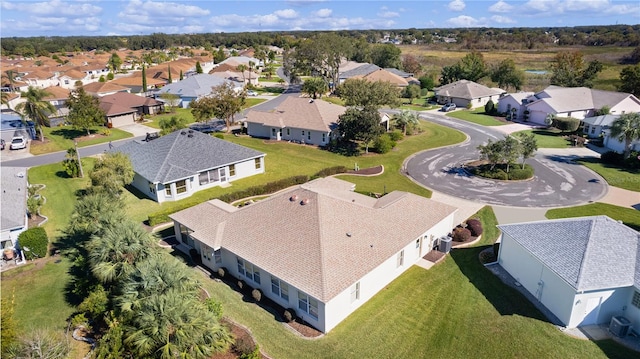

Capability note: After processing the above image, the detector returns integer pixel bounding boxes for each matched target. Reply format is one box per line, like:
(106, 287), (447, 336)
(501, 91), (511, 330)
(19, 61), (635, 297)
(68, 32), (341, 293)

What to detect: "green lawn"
(198, 205), (634, 358)
(142, 108), (197, 130)
(577, 158), (640, 192)
(31, 126), (132, 155)
(446, 108), (506, 126)
(512, 128), (572, 148)
(546, 202), (640, 231)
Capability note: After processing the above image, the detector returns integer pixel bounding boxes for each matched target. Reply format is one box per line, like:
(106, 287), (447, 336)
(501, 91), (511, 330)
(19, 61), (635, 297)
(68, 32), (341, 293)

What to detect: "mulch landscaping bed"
(423, 250), (445, 262)
(27, 215), (46, 229)
(346, 165), (383, 176)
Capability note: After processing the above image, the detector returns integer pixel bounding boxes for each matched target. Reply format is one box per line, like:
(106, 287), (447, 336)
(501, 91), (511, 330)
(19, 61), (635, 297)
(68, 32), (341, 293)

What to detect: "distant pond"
(524, 70), (548, 75)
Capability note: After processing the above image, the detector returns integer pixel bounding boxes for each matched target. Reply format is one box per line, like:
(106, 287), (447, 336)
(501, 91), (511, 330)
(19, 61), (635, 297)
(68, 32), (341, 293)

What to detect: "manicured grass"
(446, 108), (506, 126)
(320, 96), (345, 106)
(513, 128), (572, 148)
(399, 103), (437, 111)
(546, 203), (640, 231)
(577, 158), (640, 192)
(31, 126), (132, 155)
(142, 108), (197, 130)
(199, 205), (633, 358)
(244, 98), (267, 108)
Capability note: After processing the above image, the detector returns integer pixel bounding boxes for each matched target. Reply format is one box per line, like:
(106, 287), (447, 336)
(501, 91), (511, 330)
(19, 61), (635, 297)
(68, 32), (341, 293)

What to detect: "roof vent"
(188, 129), (194, 134)
(16, 172), (25, 178)
(309, 99), (314, 103)
(300, 198), (310, 205)
(180, 131), (186, 135)
(289, 194), (298, 202)
(346, 232), (351, 237)
(187, 134), (193, 138)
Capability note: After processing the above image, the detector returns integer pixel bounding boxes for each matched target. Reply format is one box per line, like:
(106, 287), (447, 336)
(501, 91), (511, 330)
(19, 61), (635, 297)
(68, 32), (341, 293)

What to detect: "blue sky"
(1, 0), (639, 37)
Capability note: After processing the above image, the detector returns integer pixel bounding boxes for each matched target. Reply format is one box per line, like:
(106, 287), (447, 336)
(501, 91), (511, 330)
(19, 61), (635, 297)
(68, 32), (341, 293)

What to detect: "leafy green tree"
(550, 51), (603, 87)
(66, 193), (126, 239)
(94, 314), (125, 359)
(338, 79), (401, 109)
(159, 92), (180, 112)
(78, 285), (109, 320)
(301, 77), (328, 99)
(190, 82), (245, 133)
(517, 132), (538, 169)
(392, 110), (419, 135)
(66, 87), (106, 135)
(619, 64), (640, 97)
(609, 112), (640, 158)
(99, 75), (106, 82)
(484, 100), (496, 115)
(403, 84), (421, 104)
(294, 33), (351, 91)
(440, 51), (487, 84)
(87, 220), (157, 284)
(141, 64), (148, 93)
(490, 58), (524, 91)
(14, 86), (55, 142)
(595, 106), (611, 116)
(109, 52), (122, 73)
(236, 64), (248, 84)
(477, 139), (504, 170)
(370, 43), (402, 69)
(107, 72), (114, 80)
(338, 107), (384, 153)
(195, 61), (203, 74)
(418, 75), (435, 90)
(214, 47), (227, 63)
(159, 116), (187, 135)
(500, 136), (520, 173)
(89, 152), (135, 196)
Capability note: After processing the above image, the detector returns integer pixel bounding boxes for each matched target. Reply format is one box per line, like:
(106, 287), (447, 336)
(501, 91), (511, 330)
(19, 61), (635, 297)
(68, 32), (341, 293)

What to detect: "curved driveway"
(404, 111), (607, 207)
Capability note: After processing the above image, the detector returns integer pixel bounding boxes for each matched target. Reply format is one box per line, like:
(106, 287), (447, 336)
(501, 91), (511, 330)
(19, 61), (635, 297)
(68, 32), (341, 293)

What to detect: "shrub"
(312, 166), (347, 178)
(17, 227), (48, 259)
(465, 102), (473, 109)
(388, 130), (404, 142)
(217, 267), (227, 278)
(552, 117), (580, 132)
(251, 288), (262, 302)
(240, 345), (260, 359)
(418, 75), (435, 90)
(214, 133), (224, 139)
(70, 313), (90, 330)
(452, 227), (472, 242)
(466, 219), (483, 237)
(507, 165), (534, 180)
(283, 308), (297, 322)
(624, 151), (640, 169)
(569, 134), (586, 147)
(601, 151), (624, 165)
(373, 134), (395, 154)
(78, 285), (108, 320)
(233, 336), (256, 356)
(205, 298), (223, 320)
(484, 100), (495, 115)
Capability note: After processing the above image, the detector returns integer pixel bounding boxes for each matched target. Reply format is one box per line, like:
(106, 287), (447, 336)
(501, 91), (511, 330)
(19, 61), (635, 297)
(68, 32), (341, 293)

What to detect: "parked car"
(0, 139), (5, 150)
(10, 136), (27, 150)
(247, 90), (258, 96)
(441, 103), (456, 112)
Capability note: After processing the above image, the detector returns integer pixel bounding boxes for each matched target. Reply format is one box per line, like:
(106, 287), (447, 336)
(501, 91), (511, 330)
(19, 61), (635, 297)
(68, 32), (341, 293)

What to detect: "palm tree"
(87, 220), (157, 284)
(236, 64), (247, 85)
(14, 86), (55, 142)
(609, 112), (640, 158)
(392, 110), (419, 135)
(247, 61), (255, 85)
(66, 193), (126, 239)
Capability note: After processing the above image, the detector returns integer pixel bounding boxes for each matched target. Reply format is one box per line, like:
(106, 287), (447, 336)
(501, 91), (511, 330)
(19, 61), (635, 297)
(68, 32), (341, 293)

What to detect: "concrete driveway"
(404, 111), (608, 208)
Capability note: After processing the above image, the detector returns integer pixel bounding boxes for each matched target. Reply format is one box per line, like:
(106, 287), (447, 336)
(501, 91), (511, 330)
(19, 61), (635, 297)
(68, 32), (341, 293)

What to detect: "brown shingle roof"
(100, 92), (162, 108)
(83, 81), (130, 95)
(42, 86), (70, 100)
(170, 177), (457, 302)
(355, 69), (409, 87)
(245, 97), (345, 132)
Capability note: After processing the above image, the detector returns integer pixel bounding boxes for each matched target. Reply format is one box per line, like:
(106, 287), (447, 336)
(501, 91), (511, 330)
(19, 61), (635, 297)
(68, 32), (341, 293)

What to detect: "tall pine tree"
(167, 65), (172, 83)
(141, 64), (147, 93)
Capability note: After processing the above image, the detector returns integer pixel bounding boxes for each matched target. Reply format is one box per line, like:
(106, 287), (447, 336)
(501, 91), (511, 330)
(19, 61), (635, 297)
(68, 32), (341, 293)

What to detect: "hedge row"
(17, 227), (48, 259)
(148, 166), (348, 226)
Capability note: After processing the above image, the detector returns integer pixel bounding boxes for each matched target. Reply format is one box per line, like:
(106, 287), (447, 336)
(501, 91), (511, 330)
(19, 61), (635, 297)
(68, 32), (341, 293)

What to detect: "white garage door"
(109, 113), (136, 128)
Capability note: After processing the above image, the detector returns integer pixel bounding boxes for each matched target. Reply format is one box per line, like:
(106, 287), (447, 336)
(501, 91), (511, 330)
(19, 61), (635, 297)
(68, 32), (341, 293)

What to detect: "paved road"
(404, 111), (608, 208)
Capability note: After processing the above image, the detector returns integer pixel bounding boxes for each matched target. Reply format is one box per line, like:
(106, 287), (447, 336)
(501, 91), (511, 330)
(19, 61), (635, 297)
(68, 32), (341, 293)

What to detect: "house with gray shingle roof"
(155, 74), (243, 108)
(497, 216), (640, 330)
(1, 167), (28, 251)
(170, 176), (457, 333)
(582, 114), (640, 154)
(113, 129), (265, 203)
(434, 80), (505, 109)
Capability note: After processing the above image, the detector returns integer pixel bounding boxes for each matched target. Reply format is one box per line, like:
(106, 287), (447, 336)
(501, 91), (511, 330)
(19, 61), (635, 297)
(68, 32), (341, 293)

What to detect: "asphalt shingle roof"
(581, 114), (619, 127)
(434, 80), (505, 100)
(339, 64), (381, 79)
(157, 74), (241, 98)
(113, 129), (264, 184)
(1, 167), (28, 232)
(170, 177), (457, 302)
(530, 86), (639, 113)
(498, 216), (640, 291)
(245, 97), (344, 132)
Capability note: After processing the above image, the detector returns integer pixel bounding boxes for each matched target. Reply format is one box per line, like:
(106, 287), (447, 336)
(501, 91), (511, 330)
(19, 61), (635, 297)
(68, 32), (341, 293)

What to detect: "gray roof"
(499, 216), (640, 291)
(581, 114), (620, 127)
(530, 86), (639, 113)
(384, 68), (413, 78)
(434, 80), (505, 100)
(157, 74), (241, 98)
(113, 130), (264, 184)
(339, 64), (381, 79)
(1, 167), (28, 232)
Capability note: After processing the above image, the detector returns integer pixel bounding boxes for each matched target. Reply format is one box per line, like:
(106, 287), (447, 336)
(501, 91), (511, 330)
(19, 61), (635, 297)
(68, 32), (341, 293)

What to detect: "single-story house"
(496, 92), (535, 120)
(99, 101), (138, 128)
(499, 86), (640, 125)
(99, 92), (164, 128)
(244, 97), (390, 146)
(1, 167), (28, 251)
(497, 216), (640, 331)
(83, 81), (131, 97)
(433, 80), (505, 109)
(169, 176), (457, 333)
(113, 129), (265, 203)
(155, 74), (243, 108)
(582, 114), (640, 154)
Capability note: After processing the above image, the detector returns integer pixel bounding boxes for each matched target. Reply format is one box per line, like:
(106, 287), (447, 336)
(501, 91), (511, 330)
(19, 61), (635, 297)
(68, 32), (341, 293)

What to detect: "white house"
(155, 74), (243, 108)
(497, 216), (640, 331)
(0, 167), (29, 251)
(245, 97), (390, 146)
(582, 114), (640, 154)
(496, 92), (535, 120)
(169, 177), (457, 333)
(433, 80), (505, 109)
(113, 130), (265, 203)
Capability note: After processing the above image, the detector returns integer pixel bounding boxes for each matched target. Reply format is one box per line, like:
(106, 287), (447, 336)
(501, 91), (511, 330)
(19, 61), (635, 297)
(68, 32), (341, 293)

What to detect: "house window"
(632, 291), (640, 309)
(149, 182), (156, 194)
(307, 131), (311, 141)
(287, 128), (290, 136)
(272, 128), (276, 136)
(322, 133), (326, 142)
(165, 184), (172, 196)
(298, 291), (319, 320)
(229, 164), (236, 177)
(301, 130), (305, 137)
(350, 282), (360, 303)
(271, 276), (289, 301)
(237, 257), (260, 284)
(397, 250), (404, 268)
(175, 180), (187, 194)
(199, 169), (221, 185)
(255, 158), (261, 170)
(416, 238), (420, 248)
(590, 126), (595, 134)
(64, 80), (69, 85)
(202, 246), (212, 261)
(214, 249), (222, 264)
(237, 257), (245, 276)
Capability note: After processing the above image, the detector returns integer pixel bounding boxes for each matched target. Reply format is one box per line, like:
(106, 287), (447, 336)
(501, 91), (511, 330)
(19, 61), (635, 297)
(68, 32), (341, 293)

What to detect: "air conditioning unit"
(438, 236), (452, 253)
(609, 316), (631, 337)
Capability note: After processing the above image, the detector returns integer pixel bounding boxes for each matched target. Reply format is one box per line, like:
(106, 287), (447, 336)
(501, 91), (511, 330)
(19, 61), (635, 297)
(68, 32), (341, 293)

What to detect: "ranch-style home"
(433, 80), (505, 109)
(244, 97), (390, 146)
(113, 129), (265, 203)
(497, 216), (640, 331)
(155, 74), (243, 109)
(0, 167), (28, 251)
(581, 114), (640, 154)
(169, 177), (457, 333)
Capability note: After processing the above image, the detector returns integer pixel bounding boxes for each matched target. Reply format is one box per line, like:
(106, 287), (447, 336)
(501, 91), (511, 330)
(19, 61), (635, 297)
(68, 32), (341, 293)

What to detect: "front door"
(219, 168), (227, 182)
(581, 297), (602, 326)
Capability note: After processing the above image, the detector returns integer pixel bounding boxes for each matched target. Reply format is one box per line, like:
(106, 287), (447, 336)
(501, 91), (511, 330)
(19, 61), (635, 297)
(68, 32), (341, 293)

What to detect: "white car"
(246, 90), (258, 96)
(10, 136), (27, 150)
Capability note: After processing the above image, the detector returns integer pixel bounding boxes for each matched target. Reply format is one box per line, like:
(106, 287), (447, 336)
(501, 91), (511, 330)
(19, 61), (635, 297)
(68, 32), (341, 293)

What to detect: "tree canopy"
(440, 51), (487, 84)
(337, 107), (385, 153)
(15, 86), (55, 142)
(550, 51), (603, 87)
(609, 112), (640, 158)
(619, 64), (640, 97)
(301, 77), (328, 99)
(189, 82), (245, 132)
(66, 87), (106, 135)
(338, 79), (401, 109)
(490, 58), (524, 91)
(90, 152), (135, 196)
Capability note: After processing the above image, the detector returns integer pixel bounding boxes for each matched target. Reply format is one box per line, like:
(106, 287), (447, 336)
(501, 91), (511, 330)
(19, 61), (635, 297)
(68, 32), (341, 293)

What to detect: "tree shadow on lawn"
(51, 128), (91, 140)
(449, 245), (550, 323)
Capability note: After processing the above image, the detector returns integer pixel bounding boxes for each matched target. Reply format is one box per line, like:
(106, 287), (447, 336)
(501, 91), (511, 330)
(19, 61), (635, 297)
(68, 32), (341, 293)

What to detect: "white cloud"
(563, 0), (609, 11)
(1, 0), (101, 16)
(314, 8), (332, 17)
(446, 15), (485, 27)
(448, 0), (466, 12)
(491, 15), (516, 24)
(488, 1), (513, 13)
(604, 4), (640, 15)
(120, 0), (209, 18)
(522, 0), (556, 13)
(274, 9), (299, 19)
(378, 10), (400, 18)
